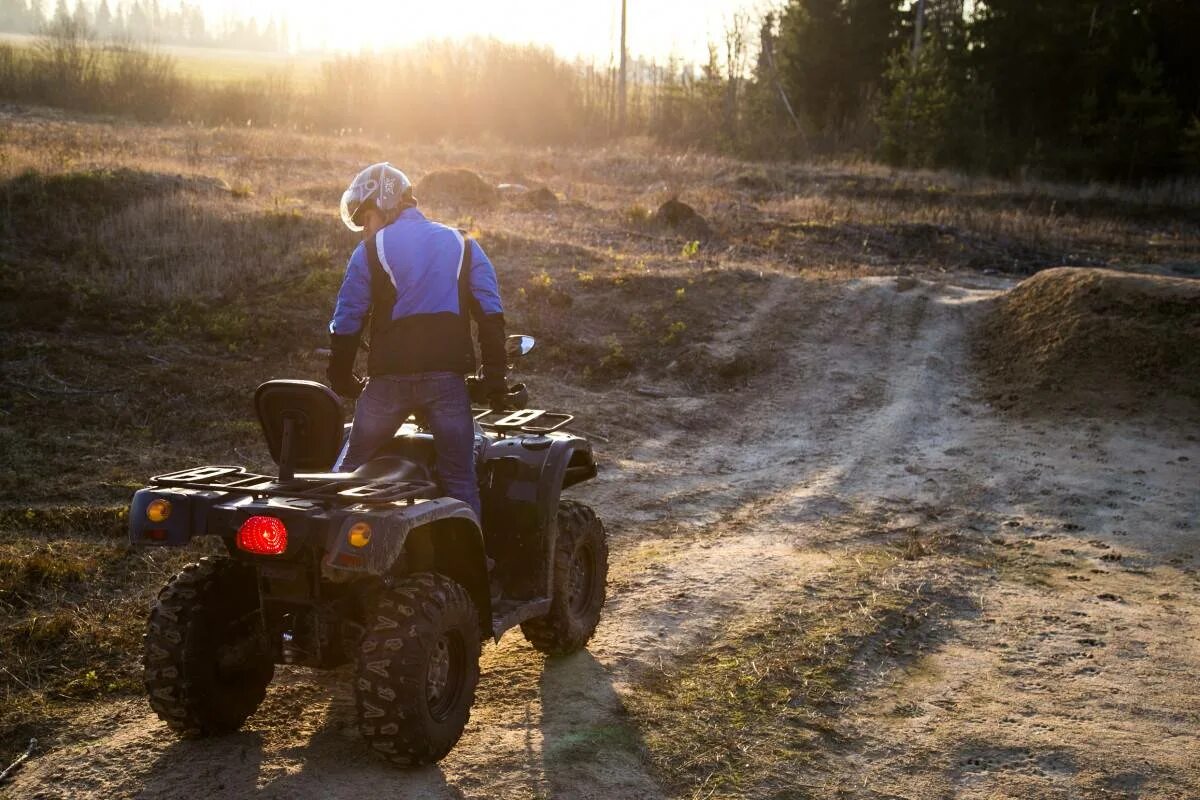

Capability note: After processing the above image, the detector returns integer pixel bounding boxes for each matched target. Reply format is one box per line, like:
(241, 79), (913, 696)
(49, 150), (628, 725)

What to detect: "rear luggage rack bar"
(472, 407), (573, 434)
(149, 466), (439, 506)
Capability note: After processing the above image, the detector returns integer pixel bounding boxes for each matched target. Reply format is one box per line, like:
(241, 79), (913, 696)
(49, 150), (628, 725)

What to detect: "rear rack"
(149, 466), (438, 506)
(472, 407), (574, 434)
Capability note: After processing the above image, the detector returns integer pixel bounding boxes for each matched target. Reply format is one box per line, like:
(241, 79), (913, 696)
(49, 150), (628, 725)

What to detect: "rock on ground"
(515, 186), (559, 210)
(652, 199), (712, 240)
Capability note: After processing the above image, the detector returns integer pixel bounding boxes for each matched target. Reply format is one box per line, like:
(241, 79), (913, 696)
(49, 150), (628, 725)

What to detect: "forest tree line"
(1, 0), (1197, 182)
(760, 0), (1200, 180)
(0, 0), (287, 51)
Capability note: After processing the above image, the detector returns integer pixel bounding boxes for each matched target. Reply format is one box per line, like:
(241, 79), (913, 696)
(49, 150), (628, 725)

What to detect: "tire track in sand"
(4, 277), (1017, 800)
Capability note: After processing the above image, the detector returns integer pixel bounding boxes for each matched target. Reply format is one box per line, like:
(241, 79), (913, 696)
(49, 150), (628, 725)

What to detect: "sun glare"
(193, 0), (753, 62)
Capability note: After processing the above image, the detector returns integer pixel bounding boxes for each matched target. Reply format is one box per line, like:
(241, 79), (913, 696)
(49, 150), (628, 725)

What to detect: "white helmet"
(339, 162), (414, 232)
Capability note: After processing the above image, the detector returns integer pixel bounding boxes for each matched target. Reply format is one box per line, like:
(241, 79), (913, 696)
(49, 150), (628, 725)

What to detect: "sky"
(196, 0), (773, 64)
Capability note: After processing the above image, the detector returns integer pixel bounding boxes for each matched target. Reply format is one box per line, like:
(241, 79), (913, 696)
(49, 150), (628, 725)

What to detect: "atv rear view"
(130, 336), (607, 765)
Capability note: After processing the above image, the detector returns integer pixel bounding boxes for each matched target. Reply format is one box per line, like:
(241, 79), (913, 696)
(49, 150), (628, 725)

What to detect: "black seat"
(293, 456), (433, 485)
(349, 455), (431, 482)
(378, 432), (439, 467)
(377, 429), (487, 473)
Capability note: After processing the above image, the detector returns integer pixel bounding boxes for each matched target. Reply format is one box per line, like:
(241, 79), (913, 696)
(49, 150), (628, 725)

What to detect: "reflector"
(347, 521), (372, 548)
(333, 552), (365, 568)
(146, 499), (172, 523)
(237, 515), (288, 555)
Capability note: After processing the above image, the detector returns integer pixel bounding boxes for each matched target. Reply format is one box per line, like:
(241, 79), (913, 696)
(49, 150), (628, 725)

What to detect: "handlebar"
(466, 377), (529, 410)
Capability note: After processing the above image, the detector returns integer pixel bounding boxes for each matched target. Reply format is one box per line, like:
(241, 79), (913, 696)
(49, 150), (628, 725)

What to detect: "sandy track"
(6, 275), (1198, 799)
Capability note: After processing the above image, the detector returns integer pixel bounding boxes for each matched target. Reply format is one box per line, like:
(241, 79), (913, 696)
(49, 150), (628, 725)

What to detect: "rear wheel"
(143, 557), (275, 736)
(521, 500), (608, 655)
(355, 572), (481, 766)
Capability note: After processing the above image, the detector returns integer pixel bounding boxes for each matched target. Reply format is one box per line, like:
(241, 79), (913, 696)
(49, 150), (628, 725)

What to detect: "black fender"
(480, 434), (596, 601)
(130, 488), (225, 546)
(321, 498), (491, 632)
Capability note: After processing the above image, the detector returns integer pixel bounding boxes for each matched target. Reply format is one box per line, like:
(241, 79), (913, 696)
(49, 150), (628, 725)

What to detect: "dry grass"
(622, 547), (965, 799)
(94, 192), (325, 300)
(0, 526), (207, 755)
(1, 104), (1197, 768)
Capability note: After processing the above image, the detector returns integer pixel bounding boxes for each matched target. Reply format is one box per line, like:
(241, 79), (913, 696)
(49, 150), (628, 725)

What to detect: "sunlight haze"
(195, 0), (765, 62)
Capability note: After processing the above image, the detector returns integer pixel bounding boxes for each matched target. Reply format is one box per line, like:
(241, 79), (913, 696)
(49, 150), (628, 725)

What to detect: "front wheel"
(521, 500), (608, 655)
(143, 557), (275, 736)
(355, 572), (481, 766)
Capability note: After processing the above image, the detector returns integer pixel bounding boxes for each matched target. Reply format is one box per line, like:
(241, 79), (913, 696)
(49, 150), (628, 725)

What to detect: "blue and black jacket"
(328, 207), (506, 381)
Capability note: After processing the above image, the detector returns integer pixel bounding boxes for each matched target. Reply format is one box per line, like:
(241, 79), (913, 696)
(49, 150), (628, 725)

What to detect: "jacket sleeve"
(466, 239), (506, 390)
(329, 244), (370, 336)
(327, 244), (370, 384)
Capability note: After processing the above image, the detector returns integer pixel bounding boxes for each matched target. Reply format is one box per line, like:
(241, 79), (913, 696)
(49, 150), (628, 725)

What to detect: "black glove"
(328, 333), (364, 399)
(481, 364), (507, 411)
(489, 390), (509, 413)
(329, 373), (365, 399)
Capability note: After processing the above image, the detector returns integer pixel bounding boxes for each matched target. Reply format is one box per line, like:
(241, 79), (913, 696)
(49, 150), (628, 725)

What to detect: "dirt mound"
(977, 267), (1200, 413)
(653, 198), (712, 240)
(416, 169), (498, 208)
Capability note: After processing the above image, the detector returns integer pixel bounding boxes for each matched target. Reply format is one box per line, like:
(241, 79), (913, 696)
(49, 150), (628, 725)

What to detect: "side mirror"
(505, 335), (536, 360)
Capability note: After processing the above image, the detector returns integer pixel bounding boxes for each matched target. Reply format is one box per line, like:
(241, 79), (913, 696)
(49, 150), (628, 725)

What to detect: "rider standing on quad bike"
(328, 162), (507, 519)
(128, 162), (608, 768)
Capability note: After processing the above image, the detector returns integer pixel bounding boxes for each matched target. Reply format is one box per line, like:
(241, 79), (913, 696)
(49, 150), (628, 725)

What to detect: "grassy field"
(2, 103), (1198, 797)
(0, 32), (324, 86)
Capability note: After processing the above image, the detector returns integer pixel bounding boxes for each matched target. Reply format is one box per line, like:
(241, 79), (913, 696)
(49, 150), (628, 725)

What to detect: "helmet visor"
(340, 189), (364, 232)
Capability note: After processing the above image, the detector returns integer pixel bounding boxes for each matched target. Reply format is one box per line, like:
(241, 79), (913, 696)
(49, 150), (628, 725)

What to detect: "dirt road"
(5, 274), (1198, 799)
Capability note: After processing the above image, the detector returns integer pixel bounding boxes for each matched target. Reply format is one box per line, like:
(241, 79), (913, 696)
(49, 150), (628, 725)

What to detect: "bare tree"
(759, 11), (805, 143)
(35, 13), (99, 106)
(617, 0), (627, 135)
(722, 12), (749, 144)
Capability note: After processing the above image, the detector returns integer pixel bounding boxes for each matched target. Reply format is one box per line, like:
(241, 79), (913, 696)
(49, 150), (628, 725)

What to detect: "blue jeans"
(334, 372), (481, 521)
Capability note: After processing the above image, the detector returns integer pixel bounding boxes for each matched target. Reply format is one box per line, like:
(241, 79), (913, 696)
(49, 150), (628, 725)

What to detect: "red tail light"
(237, 516), (288, 555)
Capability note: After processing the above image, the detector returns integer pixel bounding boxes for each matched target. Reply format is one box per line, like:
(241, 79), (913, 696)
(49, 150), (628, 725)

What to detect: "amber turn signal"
(347, 521), (372, 548)
(146, 499), (172, 523)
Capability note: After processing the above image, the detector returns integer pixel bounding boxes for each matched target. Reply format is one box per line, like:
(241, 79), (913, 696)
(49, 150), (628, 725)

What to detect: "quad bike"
(129, 335), (607, 766)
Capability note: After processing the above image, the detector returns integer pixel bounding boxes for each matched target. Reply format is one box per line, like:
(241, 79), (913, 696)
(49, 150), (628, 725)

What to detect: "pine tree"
(776, 0), (902, 146)
(127, 0), (148, 40)
(30, 0), (46, 32)
(181, 3), (205, 44)
(0, 0), (17, 29)
(844, 0), (903, 102)
(777, 0), (846, 139)
(746, 12), (795, 139)
(72, 0), (92, 32)
(970, 0), (1195, 179)
(1106, 49), (1182, 179)
(95, 0), (111, 37)
(877, 40), (960, 168)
